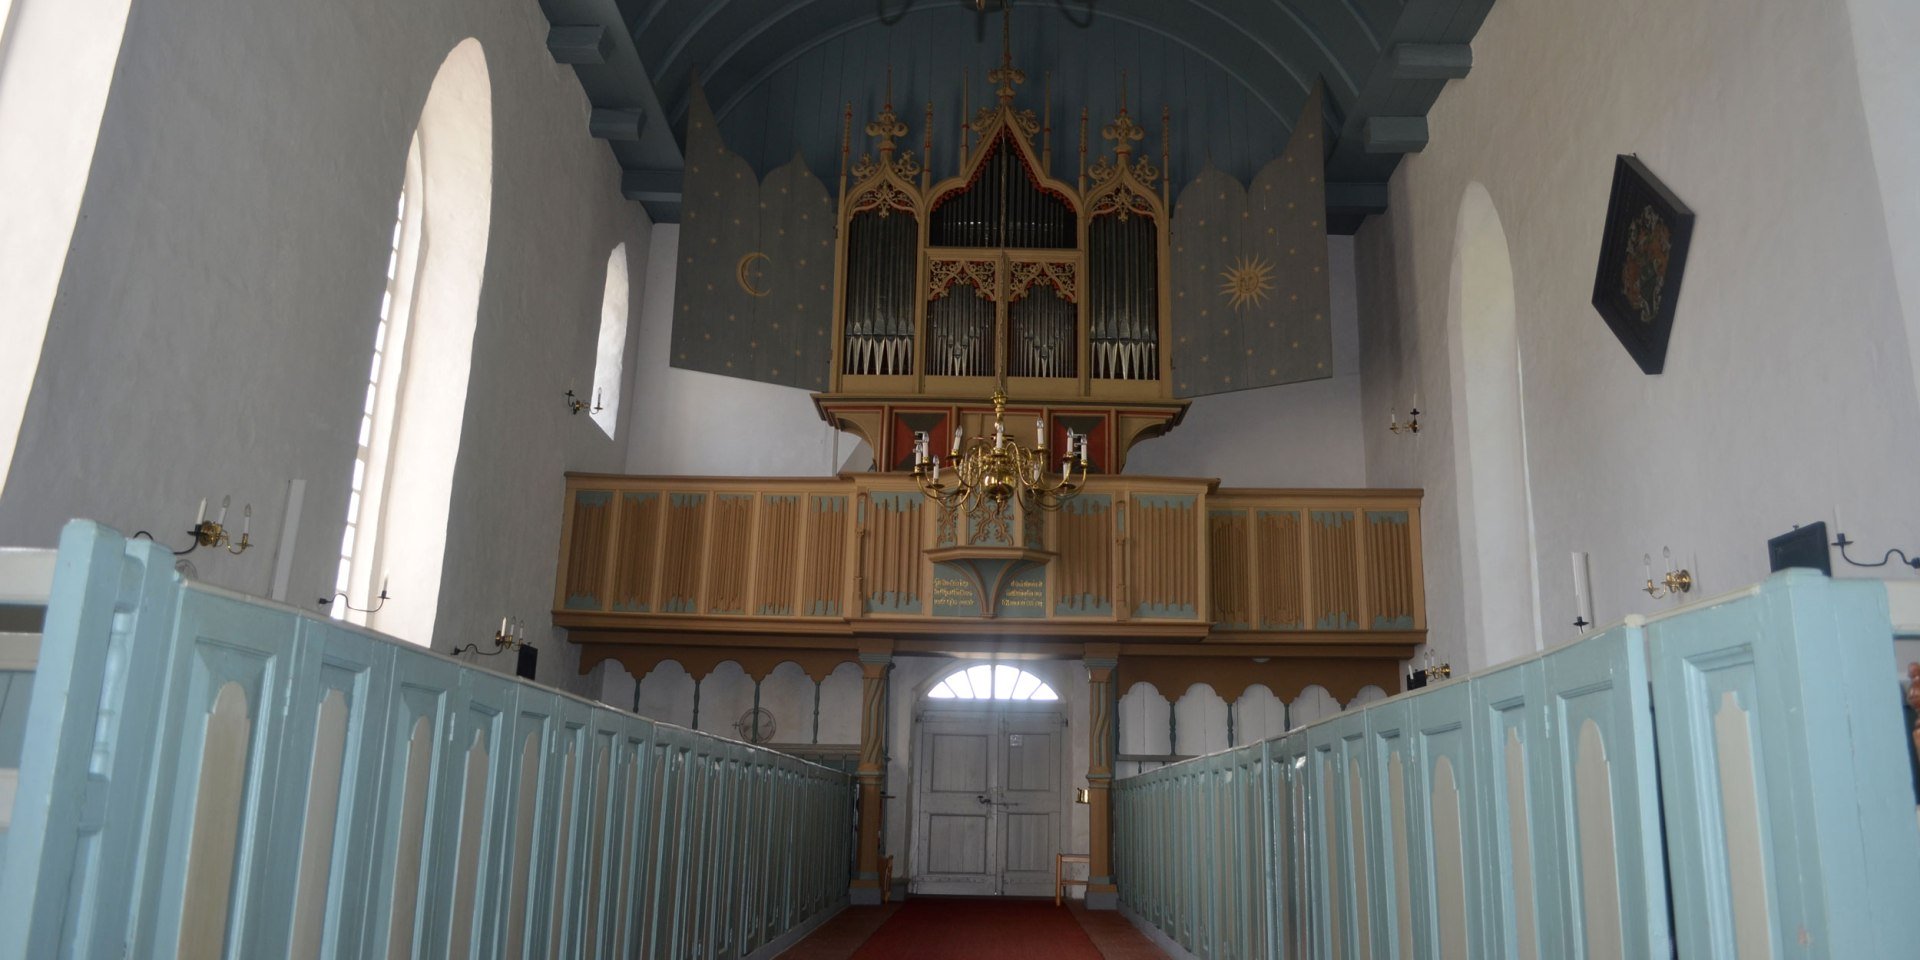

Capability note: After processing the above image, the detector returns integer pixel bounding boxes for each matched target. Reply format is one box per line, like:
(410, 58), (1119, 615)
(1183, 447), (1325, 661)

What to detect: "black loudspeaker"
(1768, 522), (1831, 576)
(516, 645), (539, 681)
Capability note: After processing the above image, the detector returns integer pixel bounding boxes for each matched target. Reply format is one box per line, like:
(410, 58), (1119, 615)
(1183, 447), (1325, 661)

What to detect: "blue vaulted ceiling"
(537, 0), (1492, 232)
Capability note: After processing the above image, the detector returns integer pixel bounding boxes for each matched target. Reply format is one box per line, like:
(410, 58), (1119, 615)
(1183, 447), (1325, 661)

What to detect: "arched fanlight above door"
(926, 664), (1059, 701)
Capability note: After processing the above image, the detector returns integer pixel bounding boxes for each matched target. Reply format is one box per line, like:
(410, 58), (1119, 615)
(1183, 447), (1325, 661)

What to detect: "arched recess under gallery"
(1447, 181), (1540, 669)
(356, 38), (494, 645)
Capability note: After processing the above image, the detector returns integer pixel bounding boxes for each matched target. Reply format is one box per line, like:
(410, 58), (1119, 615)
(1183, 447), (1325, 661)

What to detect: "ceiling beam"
(546, 25), (611, 65)
(621, 168), (683, 204)
(590, 108), (647, 142)
(539, 0), (685, 213)
(1389, 43), (1473, 80)
(1326, 182), (1389, 214)
(1362, 116), (1429, 154)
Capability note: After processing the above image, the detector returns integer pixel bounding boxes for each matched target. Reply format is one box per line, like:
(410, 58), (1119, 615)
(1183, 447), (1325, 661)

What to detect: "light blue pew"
(1647, 571), (1920, 958)
(0, 521), (852, 960)
(1113, 571), (1920, 959)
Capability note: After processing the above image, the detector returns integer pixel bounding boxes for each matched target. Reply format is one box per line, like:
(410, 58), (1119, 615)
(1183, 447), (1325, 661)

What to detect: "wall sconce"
(321, 574), (389, 613)
(1642, 547), (1693, 598)
(452, 617), (527, 657)
(1074, 787), (1091, 804)
(1406, 650), (1451, 689)
(1571, 551), (1596, 630)
(451, 617), (540, 680)
(1831, 507), (1920, 571)
(1388, 396), (1420, 434)
(138, 495), (253, 557)
(193, 496), (253, 554)
(566, 388), (603, 416)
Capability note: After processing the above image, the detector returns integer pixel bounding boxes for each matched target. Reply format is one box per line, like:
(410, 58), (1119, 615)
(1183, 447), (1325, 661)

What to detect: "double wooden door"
(911, 707), (1064, 897)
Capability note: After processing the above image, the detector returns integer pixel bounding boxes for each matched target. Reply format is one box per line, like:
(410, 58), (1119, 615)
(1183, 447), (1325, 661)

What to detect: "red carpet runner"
(848, 899), (1107, 959)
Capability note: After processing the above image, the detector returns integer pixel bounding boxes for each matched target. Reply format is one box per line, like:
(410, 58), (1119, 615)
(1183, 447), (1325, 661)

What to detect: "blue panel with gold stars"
(1169, 86), (1331, 397)
(671, 80), (836, 390)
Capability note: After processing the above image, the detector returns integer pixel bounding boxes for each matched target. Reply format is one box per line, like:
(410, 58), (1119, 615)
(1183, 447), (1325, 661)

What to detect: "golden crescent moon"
(736, 251), (771, 297)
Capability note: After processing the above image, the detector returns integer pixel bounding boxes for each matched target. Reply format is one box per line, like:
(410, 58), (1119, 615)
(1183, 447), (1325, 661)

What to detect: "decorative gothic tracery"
(830, 5), (1175, 397)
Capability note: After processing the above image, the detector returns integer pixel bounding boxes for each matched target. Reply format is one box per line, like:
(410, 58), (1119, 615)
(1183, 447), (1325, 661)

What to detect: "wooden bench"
(1054, 853), (1090, 906)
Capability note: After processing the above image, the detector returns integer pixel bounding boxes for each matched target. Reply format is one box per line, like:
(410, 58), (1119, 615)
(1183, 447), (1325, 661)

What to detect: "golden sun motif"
(1219, 255), (1276, 311)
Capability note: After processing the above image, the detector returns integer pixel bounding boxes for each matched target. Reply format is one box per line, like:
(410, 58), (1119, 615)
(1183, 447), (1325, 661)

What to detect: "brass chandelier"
(912, 392), (1089, 512)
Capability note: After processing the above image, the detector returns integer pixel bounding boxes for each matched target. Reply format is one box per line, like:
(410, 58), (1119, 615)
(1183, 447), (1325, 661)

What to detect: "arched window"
(926, 664), (1059, 701)
(588, 243), (629, 437)
(0, 0), (137, 495)
(334, 141), (424, 622)
(333, 39), (492, 643)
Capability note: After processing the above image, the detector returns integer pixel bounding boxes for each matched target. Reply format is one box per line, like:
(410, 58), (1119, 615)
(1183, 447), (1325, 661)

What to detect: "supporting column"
(849, 641), (892, 905)
(1084, 644), (1120, 909)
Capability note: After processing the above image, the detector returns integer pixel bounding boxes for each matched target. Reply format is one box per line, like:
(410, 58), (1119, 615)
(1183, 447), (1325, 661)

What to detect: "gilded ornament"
(1219, 255), (1277, 311)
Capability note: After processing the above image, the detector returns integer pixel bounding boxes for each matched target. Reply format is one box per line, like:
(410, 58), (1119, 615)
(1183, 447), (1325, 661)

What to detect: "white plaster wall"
(624, 225), (851, 478)
(635, 659), (696, 727)
(816, 661), (864, 744)
(1127, 236), (1367, 486)
(584, 658), (637, 713)
(0, 0), (651, 696)
(695, 661), (755, 738)
(0, 0), (135, 498)
(1842, 0), (1920, 410)
(1287, 684), (1339, 729)
(1359, 0), (1920, 671)
(758, 661), (816, 745)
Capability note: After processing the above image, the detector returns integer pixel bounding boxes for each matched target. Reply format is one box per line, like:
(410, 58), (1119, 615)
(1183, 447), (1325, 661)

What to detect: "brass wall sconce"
(139, 495), (253, 557)
(452, 617), (527, 657)
(451, 616), (539, 679)
(1074, 787), (1090, 804)
(566, 388), (603, 416)
(1642, 547), (1693, 598)
(1388, 403), (1420, 434)
(192, 496), (253, 554)
(1406, 650), (1451, 689)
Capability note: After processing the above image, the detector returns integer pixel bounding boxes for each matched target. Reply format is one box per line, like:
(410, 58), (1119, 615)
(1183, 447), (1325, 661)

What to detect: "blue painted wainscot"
(0, 521), (853, 960)
(1112, 569), (1920, 959)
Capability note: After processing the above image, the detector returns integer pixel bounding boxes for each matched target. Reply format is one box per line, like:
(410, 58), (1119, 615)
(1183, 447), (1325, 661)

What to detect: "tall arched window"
(926, 664), (1059, 701)
(0, 0), (137, 496)
(334, 39), (492, 643)
(588, 243), (629, 437)
(333, 142), (425, 622)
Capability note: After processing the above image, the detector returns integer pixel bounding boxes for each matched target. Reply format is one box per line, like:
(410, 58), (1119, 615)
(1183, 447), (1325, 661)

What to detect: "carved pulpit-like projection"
(818, 10), (1184, 473)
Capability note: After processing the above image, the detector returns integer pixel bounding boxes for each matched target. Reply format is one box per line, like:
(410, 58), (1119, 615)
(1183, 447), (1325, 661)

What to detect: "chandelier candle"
(913, 391), (1089, 512)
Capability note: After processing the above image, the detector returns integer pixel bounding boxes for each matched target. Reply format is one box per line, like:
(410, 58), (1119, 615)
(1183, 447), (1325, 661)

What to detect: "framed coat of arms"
(1591, 155), (1694, 374)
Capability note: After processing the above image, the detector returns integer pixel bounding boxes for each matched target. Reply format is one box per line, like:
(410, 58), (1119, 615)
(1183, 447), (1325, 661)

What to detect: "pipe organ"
(819, 23), (1187, 472)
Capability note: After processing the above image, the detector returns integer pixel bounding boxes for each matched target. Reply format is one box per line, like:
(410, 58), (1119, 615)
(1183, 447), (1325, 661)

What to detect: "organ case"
(820, 39), (1186, 467)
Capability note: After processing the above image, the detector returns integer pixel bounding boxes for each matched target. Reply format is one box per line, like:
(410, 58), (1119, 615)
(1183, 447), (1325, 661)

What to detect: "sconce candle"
(1571, 551), (1595, 629)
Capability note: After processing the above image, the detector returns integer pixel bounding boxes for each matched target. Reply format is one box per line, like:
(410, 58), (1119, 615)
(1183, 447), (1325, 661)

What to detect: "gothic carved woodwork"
(816, 11), (1191, 468)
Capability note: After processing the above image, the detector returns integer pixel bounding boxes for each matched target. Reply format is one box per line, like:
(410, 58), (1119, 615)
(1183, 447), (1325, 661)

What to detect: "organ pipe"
(832, 16), (1169, 391)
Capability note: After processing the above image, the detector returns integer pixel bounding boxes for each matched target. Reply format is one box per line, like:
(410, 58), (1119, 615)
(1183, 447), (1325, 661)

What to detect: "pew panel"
(0, 522), (854, 960)
(1648, 574), (1920, 959)
(1113, 571), (1920, 960)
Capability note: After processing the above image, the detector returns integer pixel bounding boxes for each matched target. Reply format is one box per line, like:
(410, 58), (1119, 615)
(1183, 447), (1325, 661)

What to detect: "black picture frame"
(1591, 155), (1694, 374)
